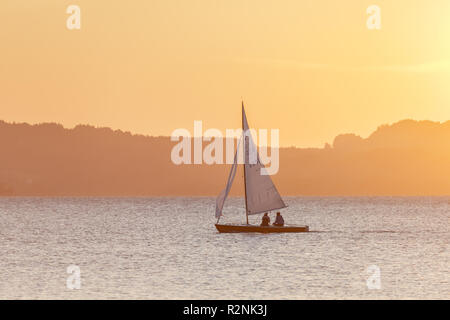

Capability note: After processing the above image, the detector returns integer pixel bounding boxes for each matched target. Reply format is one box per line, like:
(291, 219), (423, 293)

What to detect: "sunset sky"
(1, 0), (450, 147)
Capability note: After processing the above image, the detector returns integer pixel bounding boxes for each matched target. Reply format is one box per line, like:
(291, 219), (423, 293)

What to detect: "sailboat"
(215, 103), (309, 233)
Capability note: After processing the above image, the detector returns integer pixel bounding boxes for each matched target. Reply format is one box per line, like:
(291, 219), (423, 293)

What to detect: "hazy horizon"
(3, 117), (450, 196)
(3, 116), (450, 149)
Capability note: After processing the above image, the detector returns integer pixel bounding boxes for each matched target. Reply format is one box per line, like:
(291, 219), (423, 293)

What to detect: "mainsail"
(242, 105), (287, 215)
(215, 103), (287, 221)
(215, 134), (243, 218)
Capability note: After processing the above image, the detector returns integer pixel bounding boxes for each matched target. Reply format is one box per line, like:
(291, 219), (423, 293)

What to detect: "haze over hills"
(1, 119), (450, 196)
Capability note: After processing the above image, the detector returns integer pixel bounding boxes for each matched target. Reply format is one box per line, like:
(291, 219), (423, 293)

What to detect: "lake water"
(0, 197), (448, 299)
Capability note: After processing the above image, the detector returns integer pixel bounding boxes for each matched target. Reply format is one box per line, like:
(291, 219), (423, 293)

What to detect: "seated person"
(273, 212), (284, 227)
(260, 212), (270, 226)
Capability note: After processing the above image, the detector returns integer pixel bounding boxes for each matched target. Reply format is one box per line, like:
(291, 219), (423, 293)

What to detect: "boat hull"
(215, 224), (309, 233)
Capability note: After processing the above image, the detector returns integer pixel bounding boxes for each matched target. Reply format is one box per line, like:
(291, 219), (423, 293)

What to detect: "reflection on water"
(0, 197), (448, 299)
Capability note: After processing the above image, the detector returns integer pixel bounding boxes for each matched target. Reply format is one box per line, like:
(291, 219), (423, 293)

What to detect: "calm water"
(0, 197), (448, 299)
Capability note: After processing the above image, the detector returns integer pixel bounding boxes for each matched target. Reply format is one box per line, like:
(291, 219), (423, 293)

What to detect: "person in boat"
(260, 212), (270, 226)
(273, 212), (284, 227)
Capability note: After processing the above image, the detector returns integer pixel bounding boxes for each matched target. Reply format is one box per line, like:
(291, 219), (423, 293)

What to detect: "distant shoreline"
(2, 119), (450, 196)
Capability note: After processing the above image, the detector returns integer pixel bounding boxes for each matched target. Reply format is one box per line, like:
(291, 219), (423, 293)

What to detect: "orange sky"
(1, 0), (450, 147)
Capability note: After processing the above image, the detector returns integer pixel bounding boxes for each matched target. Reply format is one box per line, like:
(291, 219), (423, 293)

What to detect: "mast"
(242, 101), (249, 224)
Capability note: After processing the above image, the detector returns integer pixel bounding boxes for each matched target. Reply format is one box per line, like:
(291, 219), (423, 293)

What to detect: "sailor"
(260, 212), (270, 226)
(273, 212), (284, 227)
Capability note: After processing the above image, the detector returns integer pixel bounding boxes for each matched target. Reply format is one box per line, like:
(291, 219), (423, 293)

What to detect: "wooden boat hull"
(215, 224), (309, 233)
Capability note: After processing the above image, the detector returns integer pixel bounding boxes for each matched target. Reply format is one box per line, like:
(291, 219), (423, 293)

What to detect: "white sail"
(242, 105), (287, 215)
(215, 134), (243, 218)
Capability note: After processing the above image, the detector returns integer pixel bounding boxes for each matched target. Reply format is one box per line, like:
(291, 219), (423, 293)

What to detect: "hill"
(1, 119), (450, 196)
